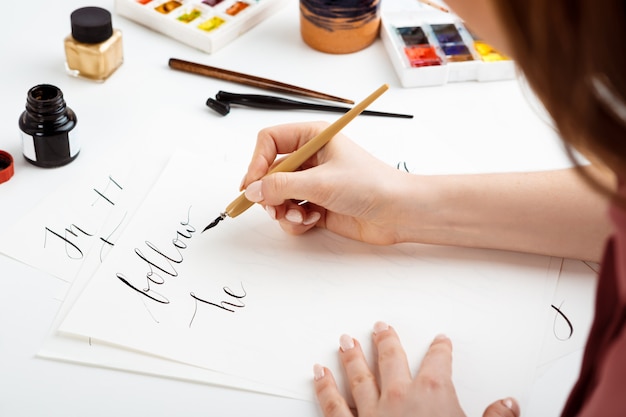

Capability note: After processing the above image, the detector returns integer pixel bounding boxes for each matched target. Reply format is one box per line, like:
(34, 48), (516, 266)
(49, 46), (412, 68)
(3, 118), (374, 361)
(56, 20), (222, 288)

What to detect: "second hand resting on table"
(238, 122), (611, 417)
(313, 322), (519, 417)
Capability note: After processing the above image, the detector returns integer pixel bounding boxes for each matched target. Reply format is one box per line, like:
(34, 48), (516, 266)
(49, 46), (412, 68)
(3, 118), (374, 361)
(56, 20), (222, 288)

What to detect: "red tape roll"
(0, 150), (15, 184)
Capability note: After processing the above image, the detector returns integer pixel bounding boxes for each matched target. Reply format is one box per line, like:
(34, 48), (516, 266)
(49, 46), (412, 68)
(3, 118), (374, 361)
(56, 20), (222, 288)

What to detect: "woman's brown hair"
(492, 1), (626, 196)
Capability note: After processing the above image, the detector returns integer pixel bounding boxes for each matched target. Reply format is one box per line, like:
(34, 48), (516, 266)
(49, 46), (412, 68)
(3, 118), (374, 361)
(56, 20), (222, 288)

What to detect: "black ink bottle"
(19, 84), (79, 168)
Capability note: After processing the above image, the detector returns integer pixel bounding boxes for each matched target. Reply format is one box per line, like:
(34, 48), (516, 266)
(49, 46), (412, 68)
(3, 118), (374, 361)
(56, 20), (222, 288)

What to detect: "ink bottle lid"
(71, 7), (115, 44)
(64, 7), (123, 82)
(0, 150), (14, 184)
(19, 84), (79, 168)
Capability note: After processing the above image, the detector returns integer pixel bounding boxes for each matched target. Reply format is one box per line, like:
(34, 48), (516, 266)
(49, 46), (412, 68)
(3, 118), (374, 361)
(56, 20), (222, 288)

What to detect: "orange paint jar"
(300, 0), (381, 54)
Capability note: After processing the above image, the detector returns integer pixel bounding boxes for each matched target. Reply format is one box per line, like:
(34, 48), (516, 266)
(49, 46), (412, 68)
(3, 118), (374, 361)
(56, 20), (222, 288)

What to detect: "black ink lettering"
(117, 273), (170, 304)
(116, 206), (196, 306)
(108, 176), (123, 190)
(396, 161), (410, 172)
(131, 206), (196, 278)
(43, 224), (94, 259)
(223, 285), (247, 299)
(179, 206), (196, 233)
(188, 283), (247, 327)
(145, 241), (183, 266)
(134, 247), (178, 278)
(173, 223), (196, 246)
(172, 238), (187, 250)
(98, 212), (128, 263)
(93, 189), (114, 205)
(190, 291), (246, 312)
(100, 237), (114, 247)
(92, 175), (124, 207)
(551, 302), (574, 341)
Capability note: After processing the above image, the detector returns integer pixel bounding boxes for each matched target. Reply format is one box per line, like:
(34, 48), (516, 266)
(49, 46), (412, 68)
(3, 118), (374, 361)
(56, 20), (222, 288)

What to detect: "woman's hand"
(313, 322), (521, 417)
(241, 121), (611, 260)
(241, 122), (413, 245)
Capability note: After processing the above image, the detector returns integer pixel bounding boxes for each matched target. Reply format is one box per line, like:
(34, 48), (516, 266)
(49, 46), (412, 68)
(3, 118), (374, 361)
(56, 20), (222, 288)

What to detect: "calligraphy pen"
(206, 91), (413, 119)
(169, 58), (354, 104)
(202, 83), (390, 232)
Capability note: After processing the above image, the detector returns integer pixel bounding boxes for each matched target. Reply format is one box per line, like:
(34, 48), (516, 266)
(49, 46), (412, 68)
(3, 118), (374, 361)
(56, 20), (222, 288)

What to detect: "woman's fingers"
(372, 322), (412, 392)
(412, 334), (465, 416)
(338, 334), (379, 412)
(313, 364), (354, 417)
(315, 328), (512, 417)
(414, 334), (454, 393)
(242, 122), (330, 189)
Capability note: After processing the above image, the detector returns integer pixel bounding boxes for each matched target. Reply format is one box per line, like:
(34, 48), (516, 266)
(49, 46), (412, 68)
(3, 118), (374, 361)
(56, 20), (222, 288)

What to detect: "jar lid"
(0, 150), (14, 184)
(70, 7), (113, 44)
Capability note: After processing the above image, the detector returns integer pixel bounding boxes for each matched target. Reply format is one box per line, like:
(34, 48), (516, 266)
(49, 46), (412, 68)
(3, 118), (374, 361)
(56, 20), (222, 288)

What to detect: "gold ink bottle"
(64, 7), (123, 82)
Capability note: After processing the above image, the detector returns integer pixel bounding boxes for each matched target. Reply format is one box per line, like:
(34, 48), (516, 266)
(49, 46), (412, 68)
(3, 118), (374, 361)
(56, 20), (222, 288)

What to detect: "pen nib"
(202, 212), (227, 232)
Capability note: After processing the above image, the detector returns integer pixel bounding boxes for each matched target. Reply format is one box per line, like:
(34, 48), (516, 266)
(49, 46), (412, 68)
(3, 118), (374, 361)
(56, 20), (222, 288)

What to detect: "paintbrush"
(207, 91), (413, 118)
(202, 83), (389, 232)
(169, 58), (354, 105)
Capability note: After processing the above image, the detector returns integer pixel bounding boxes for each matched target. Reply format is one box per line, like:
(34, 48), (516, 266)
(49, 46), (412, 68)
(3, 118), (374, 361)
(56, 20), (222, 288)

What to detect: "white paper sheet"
(31, 149), (291, 396)
(0, 149), (166, 283)
(57, 150), (560, 415)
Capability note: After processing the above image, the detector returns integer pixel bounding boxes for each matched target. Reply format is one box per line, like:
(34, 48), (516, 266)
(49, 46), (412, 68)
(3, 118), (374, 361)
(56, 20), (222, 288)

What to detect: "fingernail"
(313, 364), (325, 381)
(239, 175), (247, 191)
(303, 211), (321, 226)
(434, 334), (448, 341)
(373, 321), (389, 334)
(244, 180), (263, 203)
(339, 334), (355, 352)
(285, 209), (303, 224)
(265, 205), (276, 220)
(503, 398), (515, 410)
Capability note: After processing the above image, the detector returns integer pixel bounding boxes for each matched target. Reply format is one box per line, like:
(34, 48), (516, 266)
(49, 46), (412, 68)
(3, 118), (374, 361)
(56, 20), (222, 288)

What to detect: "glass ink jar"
(300, 0), (381, 54)
(19, 84), (79, 168)
(64, 7), (123, 82)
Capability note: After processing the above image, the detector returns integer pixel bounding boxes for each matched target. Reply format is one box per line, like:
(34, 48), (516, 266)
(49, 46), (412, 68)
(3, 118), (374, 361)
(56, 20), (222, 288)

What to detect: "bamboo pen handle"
(224, 83), (389, 219)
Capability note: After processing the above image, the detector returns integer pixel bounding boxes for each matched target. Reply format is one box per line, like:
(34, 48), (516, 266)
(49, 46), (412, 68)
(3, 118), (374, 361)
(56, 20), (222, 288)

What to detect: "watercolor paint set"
(115, 0), (288, 53)
(380, 7), (516, 87)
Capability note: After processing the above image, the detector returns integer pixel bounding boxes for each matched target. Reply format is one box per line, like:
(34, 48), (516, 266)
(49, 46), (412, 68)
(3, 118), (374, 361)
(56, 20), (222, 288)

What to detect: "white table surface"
(0, 1), (596, 416)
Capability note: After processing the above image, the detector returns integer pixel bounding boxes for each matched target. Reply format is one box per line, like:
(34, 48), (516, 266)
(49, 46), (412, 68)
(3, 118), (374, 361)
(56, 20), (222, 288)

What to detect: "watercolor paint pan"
(380, 10), (516, 87)
(115, 0), (288, 54)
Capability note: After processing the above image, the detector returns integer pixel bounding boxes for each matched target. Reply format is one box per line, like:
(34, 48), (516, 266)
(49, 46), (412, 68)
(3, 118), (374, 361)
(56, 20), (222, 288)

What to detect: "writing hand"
(313, 322), (520, 417)
(241, 122), (412, 244)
